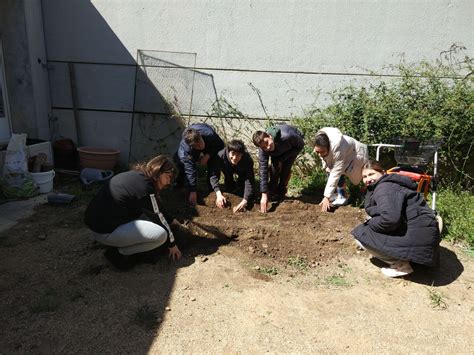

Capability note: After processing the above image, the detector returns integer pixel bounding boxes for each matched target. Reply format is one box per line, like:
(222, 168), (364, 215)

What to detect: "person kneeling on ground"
(174, 123), (225, 206)
(209, 139), (255, 213)
(351, 160), (441, 278)
(252, 124), (304, 213)
(84, 155), (182, 270)
(312, 127), (368, 212)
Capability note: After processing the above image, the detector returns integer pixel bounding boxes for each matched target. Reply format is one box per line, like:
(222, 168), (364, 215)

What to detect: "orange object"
(387, 167), (432, 200)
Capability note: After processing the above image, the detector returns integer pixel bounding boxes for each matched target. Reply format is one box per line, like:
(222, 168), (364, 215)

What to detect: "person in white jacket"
(313, 127), (368, 212)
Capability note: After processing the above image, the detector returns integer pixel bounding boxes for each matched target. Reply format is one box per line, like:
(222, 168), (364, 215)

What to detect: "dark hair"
(134, 155), (176, 183)
(363, 160), (385, 174)
(313, 132), (330, 149)
(184, 128), (202, 146)
(227, 139), (246, 154)
(252, 131), (269, 147)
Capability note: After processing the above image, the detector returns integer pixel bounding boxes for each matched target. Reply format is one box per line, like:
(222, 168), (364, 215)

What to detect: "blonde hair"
(133, 155), (176, 181)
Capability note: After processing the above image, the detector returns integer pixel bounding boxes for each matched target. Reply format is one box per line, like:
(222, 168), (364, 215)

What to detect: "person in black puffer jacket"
(85, 155), (181, 270)
(351, 160), (441, 278)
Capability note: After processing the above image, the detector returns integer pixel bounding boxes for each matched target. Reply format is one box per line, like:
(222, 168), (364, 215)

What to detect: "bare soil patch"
(165, 189), (364, 267)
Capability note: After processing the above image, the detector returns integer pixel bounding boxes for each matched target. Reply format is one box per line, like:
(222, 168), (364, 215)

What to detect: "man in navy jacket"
(252, 124), (304, 213)
(175, 123), (224, 205)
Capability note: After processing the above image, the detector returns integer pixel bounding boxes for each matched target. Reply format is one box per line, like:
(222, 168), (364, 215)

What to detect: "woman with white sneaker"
(351, 160), (441, 277)
(312, 127), (368, 212)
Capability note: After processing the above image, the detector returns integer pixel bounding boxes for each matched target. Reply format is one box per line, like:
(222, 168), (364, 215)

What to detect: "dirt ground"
(0, 177), (473, 353)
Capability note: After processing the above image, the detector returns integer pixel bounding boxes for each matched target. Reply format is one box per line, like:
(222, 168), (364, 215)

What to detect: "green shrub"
(293, 45), (474, 190)
(289, 168), (326, 195)
(435, 188), (474, 247)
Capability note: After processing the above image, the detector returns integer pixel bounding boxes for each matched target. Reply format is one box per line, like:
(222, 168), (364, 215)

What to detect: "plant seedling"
(427, 287), (448, 310)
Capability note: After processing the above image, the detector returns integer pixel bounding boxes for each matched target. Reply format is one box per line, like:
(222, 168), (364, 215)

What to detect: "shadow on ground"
(0, 176), (234, 353)
(369, 246), (463, 286)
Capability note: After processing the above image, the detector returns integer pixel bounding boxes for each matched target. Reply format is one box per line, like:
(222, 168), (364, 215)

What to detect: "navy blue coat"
(351, 174), (440, 266)
(258, 124), (304, 192)
(176, 123), (224, 192)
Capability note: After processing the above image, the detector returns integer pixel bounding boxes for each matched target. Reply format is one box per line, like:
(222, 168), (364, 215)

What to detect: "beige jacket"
(318, 127), (368, 198)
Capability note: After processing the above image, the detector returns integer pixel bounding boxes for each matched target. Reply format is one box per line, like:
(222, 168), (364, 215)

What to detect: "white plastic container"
(0, 141), (53, 175)
(31, 170), (55, 193)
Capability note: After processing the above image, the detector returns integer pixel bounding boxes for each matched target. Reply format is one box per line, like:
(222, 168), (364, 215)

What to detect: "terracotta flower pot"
(77, 146), (120, 170)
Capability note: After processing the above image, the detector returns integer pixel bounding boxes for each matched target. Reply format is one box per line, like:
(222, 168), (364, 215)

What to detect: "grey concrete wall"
(23, 0), (51, 141)
(0, 0), (51, 141)
(0, 0), (36, 137)
(41, 0), (473, 164)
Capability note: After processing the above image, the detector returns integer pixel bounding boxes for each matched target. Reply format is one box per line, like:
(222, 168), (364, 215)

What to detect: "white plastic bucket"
(31, 170), (55, 193)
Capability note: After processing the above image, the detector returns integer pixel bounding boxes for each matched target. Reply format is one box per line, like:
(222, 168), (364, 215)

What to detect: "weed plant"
(259, 266), (279, 276)
(435, 189), (474, 247)
(287, 256), (308, 270)
(426, 287), (448, 310)
(325, 275), (351, 287)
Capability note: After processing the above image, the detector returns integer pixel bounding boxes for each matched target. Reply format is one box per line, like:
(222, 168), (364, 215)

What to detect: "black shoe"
(104, 248), (136, 271)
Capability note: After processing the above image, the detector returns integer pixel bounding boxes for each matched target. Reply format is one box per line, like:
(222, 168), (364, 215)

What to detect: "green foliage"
(287, 256), (308, 270)
(288, 168), (326, 195)
(426, 286), (448, 310)
(325, 275), (351, 287)
(259, 266), (279, 276)
(435, 188), (474, 247)
(293, 45), (474, 189)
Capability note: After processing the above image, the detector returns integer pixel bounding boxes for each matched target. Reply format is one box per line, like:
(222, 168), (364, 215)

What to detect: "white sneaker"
(332, 196), (348, 206)
(381, 261), (413, 278)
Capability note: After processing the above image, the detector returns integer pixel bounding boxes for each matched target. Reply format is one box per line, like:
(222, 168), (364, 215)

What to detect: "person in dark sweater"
(351, 160), (441, 278)
(84, 155), (181, 270)
(174, 123), (225, 206)
(209, 139), (255, 213)
(252, 124), (304, 213)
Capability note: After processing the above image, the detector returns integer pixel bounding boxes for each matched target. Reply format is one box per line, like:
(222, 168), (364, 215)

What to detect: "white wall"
(41, 0), (473, 162)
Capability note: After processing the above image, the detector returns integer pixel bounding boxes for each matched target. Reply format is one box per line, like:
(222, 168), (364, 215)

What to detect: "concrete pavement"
(0, 195), (48, 233)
